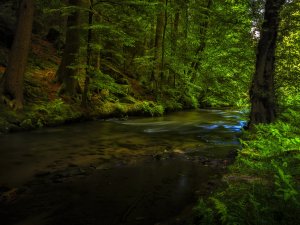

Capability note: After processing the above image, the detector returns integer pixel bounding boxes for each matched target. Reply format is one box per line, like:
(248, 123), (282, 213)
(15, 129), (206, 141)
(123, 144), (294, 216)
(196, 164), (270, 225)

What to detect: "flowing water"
(0, 109), (246, 225)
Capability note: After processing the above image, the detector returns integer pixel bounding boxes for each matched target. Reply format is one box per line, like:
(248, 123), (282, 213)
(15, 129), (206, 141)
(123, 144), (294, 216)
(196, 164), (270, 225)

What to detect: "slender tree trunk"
(161, 0), (168, 85)
(171, 10), (180, 55)
(248, 0), (285, 129)
(82, 0), (93, 108)
(170, 0), (180, 87)
(149, 17), (156, 89)
(184, 1), (189, 39)
(0, 0), (34, 110)
(190, 0), (212, 77)
(152, 0), (166, 90)
(56, 0), (81, 97)
(149, 17), (156, 50)
(93, 15), (102, 70)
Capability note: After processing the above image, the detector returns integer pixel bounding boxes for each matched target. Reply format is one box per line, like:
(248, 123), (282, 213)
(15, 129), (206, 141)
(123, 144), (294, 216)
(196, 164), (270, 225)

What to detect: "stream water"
(0, 109), (246, 225)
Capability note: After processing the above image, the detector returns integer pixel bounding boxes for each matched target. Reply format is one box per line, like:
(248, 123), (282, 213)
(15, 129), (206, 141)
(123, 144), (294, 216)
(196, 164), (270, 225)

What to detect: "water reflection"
(0, 109), (245, 187)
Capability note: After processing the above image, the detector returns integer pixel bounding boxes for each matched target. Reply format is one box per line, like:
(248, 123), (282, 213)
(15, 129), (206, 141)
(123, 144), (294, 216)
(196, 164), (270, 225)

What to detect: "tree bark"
(82, 0), (93, 108)
(0, 0), (34, 110)
(190, 0), (212, 75)
(171, 10), (180, 55)
(248, 0), (285, 129)
(56, 0), (81, 97)
(152, 0), (166, 90)
(161, 0), (168, 84)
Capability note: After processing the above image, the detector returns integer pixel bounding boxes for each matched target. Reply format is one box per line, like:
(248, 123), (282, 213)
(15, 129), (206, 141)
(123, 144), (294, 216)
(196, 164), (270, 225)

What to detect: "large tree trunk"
(56, 0), (81, 97)
(248, 0), (285, 129)
(0, 0), (34, 110)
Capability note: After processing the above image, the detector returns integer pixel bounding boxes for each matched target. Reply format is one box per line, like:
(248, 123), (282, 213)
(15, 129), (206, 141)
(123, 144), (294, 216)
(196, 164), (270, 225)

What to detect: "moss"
(0, 117), (10, 133)
(162, 99), (183, 111)
(20, 119), (34, 130)
(130, 101), (164, 116)
(26, 99), (83, 126)
(119, 96), (136, 104)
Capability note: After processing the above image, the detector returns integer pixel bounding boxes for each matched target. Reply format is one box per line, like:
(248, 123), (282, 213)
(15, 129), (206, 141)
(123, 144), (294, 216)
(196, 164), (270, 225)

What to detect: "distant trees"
(276, 0), (300, 105)
(50, 0), (255, 108)
(1, 0), (296, 118)
(0, 0), (34, 110)
(248, 0), (285, 129)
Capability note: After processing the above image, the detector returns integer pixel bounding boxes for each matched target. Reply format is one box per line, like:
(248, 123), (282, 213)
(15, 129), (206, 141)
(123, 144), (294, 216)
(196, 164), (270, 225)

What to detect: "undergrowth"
(27, 98), (82, 127)
(194, 108), (300, 225)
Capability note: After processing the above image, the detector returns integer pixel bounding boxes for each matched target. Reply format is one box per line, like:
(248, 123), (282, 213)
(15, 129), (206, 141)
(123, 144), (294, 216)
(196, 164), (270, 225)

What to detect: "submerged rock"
(0, 187), (18, 203)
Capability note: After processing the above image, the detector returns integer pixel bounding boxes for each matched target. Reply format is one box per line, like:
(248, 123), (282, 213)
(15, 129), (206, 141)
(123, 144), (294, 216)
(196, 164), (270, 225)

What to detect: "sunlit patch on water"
(222, 120), (247, 132)
(144, 128), (170, 133)
(239, 120), (247, 127)
(223, 115), (240, 119)
(196, 124), (220, 129)
(195, 120), (246, 133)
(222, 125), (242, 132)
(118, 121), (176, 126)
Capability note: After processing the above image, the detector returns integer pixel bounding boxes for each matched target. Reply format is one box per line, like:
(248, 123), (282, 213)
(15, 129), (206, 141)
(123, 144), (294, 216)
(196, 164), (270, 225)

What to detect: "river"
(0, 109), (246, 225)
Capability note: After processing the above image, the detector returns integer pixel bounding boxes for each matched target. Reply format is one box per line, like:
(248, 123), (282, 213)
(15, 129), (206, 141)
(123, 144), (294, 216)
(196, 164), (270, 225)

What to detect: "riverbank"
(0, 35), (202, 134)
(0, 40), (166, 134)
(1, 33), (245, 135)
(0, 96), (165, 134)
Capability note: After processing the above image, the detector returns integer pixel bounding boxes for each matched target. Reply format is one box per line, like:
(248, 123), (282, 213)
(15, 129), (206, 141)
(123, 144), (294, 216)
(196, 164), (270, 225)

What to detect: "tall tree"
(171, 8), (180, 55)
(0, 0), (34, 110)
(82, 0), (94, 107)
(152, 0), (166, 90)
(190, 0), (212, 73)
(248, 0), (285, 129)
(56, 0), (81, 97)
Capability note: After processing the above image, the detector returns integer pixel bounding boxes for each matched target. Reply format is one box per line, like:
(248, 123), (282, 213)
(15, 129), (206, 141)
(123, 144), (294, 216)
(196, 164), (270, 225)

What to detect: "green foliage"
(274, 164), (298, 202)
(276, 0), (300, 109)
(194, 108), (300, 225)
(210, 197), (231, 224)
(196, 0), (254, 107)
(193, 199), (214, 224)
(30, 99), (82, 126)
(20, 119), (34, 129)
(133, 101), (164, 116)
(89, 71), (127, 98)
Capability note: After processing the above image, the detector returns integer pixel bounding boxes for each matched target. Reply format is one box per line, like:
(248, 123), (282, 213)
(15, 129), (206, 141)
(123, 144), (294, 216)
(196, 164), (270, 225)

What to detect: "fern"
(210, 197), (234, 225)
(273, 163), (299, 202)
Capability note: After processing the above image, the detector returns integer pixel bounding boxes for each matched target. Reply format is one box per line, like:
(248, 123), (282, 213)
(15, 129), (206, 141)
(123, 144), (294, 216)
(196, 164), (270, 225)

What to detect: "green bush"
(29, 98), (81, 126)
(133, 101), (164, 116)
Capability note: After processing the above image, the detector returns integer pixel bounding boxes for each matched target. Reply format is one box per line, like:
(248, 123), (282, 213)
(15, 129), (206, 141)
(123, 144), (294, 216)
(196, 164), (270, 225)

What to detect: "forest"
(0, 0), (299, 224)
